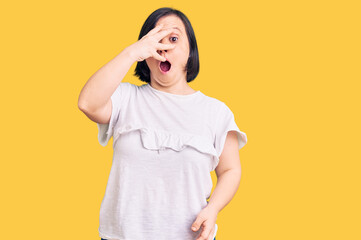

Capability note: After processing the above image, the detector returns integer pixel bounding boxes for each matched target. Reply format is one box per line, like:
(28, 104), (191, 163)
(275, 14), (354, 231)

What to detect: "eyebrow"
(172, 27), (182, 34)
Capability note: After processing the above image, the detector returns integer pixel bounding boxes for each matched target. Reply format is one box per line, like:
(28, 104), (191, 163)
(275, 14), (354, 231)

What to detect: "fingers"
(152, 50), (167, 62)
(146, 24), (164, 36)
(156, 42), (176, 51)
(154, 28), (175, 41)
(145, 24), (174, 39)
(196, 223), (213, 240)
(208, 227), (215, 240)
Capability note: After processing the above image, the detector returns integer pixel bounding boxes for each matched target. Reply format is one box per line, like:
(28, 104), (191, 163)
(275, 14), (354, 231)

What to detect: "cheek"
(146, 58), (157, 69)
(174, 45), (189, 60)
(178, 43), (189, 53)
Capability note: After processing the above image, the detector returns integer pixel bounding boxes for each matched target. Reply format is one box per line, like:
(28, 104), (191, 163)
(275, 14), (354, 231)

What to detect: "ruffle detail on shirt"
(113, 124), (219, 159)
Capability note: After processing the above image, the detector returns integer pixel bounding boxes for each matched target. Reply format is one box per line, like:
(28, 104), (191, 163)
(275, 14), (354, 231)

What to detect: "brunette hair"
(133, 7), (200, 83)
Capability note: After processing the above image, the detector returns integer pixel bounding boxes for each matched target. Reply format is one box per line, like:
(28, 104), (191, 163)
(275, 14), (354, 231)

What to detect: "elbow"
(78, 95), (93, 114)
(78, 97), (87, 112)
(78, 87), (94, 113)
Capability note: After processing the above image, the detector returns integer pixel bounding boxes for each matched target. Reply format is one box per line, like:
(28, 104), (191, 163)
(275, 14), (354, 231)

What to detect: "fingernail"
(192, 227), (197, 231)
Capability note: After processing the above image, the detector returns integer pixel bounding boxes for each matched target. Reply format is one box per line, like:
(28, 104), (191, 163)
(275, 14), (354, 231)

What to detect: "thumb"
(191, 217), (202, 231)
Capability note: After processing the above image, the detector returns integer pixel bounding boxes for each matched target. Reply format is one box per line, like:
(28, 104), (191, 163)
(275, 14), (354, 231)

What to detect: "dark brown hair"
(133, 7), (200, 83)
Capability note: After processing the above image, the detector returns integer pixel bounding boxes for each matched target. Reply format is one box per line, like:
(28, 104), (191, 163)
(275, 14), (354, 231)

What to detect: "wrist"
(206, 201), (221, 214)
(123, 45), (138, 63)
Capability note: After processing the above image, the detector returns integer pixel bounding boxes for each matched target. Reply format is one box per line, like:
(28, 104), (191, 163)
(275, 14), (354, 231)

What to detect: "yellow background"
(1, 0), (360, 239)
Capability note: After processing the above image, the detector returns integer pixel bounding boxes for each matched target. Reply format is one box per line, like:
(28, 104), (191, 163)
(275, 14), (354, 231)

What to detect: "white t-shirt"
(97, 82), (247, 240)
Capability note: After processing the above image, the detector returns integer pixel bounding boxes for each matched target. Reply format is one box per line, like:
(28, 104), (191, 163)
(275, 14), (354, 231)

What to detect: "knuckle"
(201, 234), (208, 239)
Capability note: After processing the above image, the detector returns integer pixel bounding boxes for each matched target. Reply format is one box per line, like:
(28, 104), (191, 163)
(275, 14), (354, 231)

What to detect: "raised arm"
(77, 47), (136, 124)
(78, 24), (176, 124)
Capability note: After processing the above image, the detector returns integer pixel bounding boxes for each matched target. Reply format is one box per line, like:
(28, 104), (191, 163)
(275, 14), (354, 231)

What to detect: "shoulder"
(116, 82), (141, 97)
(118, 81), (136, 91)
(201, 94), (231, 115)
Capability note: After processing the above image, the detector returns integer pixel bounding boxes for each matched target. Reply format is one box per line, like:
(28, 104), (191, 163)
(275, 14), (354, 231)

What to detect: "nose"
(157, 38), (170, 54)
(157, 48), (167, 56)
(157, 49), (167, 57)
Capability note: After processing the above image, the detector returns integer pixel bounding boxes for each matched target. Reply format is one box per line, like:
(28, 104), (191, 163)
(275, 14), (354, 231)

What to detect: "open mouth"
(159, 59), (171, 73)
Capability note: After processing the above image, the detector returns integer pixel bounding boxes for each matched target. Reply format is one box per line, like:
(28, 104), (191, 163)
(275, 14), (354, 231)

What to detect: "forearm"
(207, 169), (242, 213)
(78, 46), (137, 112)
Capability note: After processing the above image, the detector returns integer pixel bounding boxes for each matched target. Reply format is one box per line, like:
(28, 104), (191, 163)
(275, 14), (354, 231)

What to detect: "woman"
(78, 7), (247, 240)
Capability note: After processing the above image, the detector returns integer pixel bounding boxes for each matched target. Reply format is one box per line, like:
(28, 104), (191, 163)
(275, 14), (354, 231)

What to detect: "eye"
(170, 36), (178, 42)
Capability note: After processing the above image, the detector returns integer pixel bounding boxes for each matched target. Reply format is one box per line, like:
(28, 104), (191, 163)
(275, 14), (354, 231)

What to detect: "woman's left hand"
(191, 204), (218, 240)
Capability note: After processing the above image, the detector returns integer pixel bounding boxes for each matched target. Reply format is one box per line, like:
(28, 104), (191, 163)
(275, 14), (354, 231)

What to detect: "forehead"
(155, 15), (186, 34)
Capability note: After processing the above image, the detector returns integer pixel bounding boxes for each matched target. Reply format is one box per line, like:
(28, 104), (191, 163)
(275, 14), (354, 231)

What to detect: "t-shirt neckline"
(146, 83), (201, 98)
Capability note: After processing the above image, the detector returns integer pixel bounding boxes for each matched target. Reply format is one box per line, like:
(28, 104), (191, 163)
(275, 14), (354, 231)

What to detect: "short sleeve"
(214, 103), (248, 158)
(96, 82), (131, 147)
